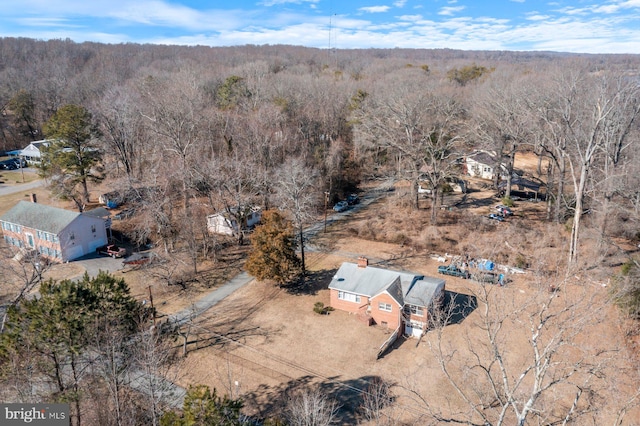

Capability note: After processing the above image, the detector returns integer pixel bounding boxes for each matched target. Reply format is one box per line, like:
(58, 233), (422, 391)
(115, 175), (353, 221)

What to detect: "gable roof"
(20, 140), (51, 156)
(0, 201), (81, 234)
(467, 150), (498, 166)
(84, 207), (111, 219)
(403, 276), (446, 307)
(372, 276), (404, 307)
(329, 262), (445, 308)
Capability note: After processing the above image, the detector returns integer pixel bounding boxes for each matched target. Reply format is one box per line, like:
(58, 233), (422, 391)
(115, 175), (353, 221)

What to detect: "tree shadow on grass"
(286, 268), (337, 296)
(443, 290), (477, 325)
(243, 374), (391, 425)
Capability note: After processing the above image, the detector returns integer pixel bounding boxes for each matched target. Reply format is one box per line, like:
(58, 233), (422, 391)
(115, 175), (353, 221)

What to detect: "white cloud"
(2, 0), (640, 54)
(526, 14), (551, 21)
(398, 15), (423, 22)
(439, 6), (465, 16)
(259, 0), (320, 6)
(359, 6), (391, 13)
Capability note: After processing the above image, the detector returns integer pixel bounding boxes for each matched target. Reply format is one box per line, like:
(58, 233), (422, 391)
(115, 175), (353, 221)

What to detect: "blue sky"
(1, 0), (639, 53)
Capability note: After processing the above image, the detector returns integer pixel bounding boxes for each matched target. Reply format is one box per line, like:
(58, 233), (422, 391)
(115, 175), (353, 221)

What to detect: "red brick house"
(329, 257), (445, 338)
(1, 200), (108, 262)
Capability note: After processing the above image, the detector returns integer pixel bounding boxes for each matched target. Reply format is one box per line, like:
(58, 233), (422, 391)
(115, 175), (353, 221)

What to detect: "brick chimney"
(357, 256), (368, 268)
(30, 193), (37, 203)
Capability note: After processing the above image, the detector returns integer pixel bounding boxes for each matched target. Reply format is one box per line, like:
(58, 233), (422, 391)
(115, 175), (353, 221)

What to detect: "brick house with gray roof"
(1, 200), (108, 262)
(329, 257), (445, 338)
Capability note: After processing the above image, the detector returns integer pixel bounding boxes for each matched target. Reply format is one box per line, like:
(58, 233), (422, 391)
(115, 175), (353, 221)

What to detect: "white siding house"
(18, 140), (51, 165)
(465, 151), (508, 180)
(207, 207), (261, 236)
(1, 201), (108, 262)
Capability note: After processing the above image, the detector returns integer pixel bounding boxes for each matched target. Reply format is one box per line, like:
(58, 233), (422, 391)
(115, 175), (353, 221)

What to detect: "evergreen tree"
(245, 210), (301, 285)
(160, 385), (245, 426)
(41, 104), (102, 210)
(0, 272), (147, 426)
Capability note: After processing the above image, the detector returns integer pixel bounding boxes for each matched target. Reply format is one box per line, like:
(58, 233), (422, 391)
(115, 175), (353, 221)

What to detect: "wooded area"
(1, 37), (640, 425)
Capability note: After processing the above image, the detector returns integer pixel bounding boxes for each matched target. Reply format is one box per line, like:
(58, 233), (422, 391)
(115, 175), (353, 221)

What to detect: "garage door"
(89, 239), (106, 253)
(405, 321), (425, 338)
(64, 245), (84, 261)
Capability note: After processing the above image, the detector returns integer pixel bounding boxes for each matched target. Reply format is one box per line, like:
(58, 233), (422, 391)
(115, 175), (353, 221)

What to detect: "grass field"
(0, 187), (53, 217)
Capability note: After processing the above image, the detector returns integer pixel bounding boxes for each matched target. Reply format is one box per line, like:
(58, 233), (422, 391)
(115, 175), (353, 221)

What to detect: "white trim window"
(404, 304), (424, 316)
(337, 291), (361, 303)
(378, 302), (392, 312)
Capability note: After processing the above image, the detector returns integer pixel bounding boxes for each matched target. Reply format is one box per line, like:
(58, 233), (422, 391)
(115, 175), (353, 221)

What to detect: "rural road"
(0, 175), (43, 196)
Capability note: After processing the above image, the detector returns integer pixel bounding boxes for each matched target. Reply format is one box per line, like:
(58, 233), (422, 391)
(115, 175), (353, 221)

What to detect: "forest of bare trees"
(1, 37), (640, 424)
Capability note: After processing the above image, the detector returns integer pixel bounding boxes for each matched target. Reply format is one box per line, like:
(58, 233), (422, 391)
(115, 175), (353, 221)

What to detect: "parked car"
(488, 213), (504, 222)
(346, 194), (360, 205)
(472, 271), (505, 285)
(97, 244), (127, 258)
(495, 205), (513, 216)
(113, 208), (135, 220)
(0, 160), (16, 170)
(437, 265), (470, 279)
(333, 201), (349, 212)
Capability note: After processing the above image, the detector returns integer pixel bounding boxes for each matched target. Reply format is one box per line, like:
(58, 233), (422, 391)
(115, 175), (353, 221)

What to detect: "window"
(404, 304), (424, 316)
(91, 225), (96, 233)
(2, 222), (10, 231)
(69, 232), (75, 240)
(378, 302), (392, 312)
(337, 291), (361, 303)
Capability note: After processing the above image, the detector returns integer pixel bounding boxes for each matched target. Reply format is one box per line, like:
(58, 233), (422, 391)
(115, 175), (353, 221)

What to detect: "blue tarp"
(478, 260), (495, 271)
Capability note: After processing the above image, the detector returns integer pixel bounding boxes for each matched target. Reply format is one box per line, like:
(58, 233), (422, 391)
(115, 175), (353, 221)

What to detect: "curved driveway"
(0, 175), (44, 196)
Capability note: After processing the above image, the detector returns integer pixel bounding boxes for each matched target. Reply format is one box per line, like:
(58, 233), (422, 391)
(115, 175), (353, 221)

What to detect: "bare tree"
(131, 329), (181, 426)
(95, 85), (146, 180)
(360, 377), (395, 426)
(354, 78), (466, 223)
(417, 276), (622, 426)
(0, 244), (49, 333)
(471, 71), (534, 197)
(274, 158), (319, 275)
(284, 387), (340, 426)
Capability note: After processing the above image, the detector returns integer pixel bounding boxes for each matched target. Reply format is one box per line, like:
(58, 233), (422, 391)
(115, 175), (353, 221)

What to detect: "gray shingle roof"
(329, 262), (445, 308)
(0, 201), (80, 234)
(468, 151), (497, 166)
(403, 276), (445, 307)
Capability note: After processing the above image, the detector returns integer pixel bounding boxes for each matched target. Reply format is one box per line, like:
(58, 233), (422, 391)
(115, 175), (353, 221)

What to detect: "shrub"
(313, 302), (334, 315)
(514, 253), (528, 269)
(501, 196), (514, 207)
(610, 260), (640, 319)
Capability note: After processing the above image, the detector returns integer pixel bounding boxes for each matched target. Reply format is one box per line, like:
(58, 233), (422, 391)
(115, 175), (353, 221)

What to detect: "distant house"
(464, 150), (508, 181)
(418, 178), (467, 195)
(207, 207), (261, 236)
(0, 200), (108, 262)
(18, 139), (51, 165)
(329, 257), (446, 338)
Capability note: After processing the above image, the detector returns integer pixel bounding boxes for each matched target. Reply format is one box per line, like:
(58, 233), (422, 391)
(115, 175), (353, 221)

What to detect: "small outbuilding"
(207, 206), (261, 236)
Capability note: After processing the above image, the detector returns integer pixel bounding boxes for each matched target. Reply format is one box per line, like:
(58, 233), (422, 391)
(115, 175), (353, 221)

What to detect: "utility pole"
(148, 285), (156, 326)
(324, 191), (329, 233)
